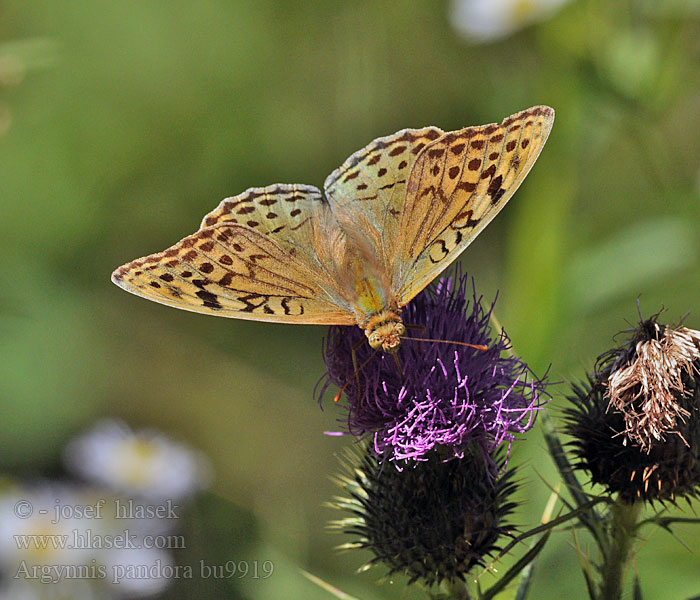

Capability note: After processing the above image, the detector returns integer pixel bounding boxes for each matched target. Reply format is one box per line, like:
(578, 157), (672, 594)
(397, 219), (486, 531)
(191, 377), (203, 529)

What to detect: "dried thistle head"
(602, 318), (700, 450)
(564, 374), (700, 503)
(564, 314), (700, 504)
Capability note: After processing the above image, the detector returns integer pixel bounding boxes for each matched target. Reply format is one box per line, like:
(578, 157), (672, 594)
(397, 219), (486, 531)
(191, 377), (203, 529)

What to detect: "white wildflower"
(450, 0), (572, 43)
(0, 483), (177, 598)
(64, 420), (211, 502)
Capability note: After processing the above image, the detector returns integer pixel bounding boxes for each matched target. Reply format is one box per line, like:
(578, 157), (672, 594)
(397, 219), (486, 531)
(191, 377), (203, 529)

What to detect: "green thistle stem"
(446, 579), (471, 600)
(599, 500), (642, 600)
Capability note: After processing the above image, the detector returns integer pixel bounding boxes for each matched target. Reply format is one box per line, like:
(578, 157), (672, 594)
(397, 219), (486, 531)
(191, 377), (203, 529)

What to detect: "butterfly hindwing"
(111, 222), (355, 324)
(324, 127), (444, 265)
(392, 106), (555, 303)
(199, 183), (329, 260)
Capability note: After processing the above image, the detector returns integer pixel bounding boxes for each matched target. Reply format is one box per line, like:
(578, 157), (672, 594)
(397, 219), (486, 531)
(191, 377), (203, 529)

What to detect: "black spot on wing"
(196, 290), (222, 310)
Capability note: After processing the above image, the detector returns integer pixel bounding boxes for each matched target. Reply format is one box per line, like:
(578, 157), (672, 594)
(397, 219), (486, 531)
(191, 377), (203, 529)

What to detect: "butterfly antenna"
(401, 336), (488, 352)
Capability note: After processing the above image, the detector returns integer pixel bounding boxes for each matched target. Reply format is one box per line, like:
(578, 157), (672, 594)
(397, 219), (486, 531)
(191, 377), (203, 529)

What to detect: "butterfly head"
(365, 311), (406, 353)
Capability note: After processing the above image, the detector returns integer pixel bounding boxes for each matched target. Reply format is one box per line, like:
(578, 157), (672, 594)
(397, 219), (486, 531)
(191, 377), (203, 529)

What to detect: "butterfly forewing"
(392, 106), (555, 303)
(324, 127), (443, 266)
(111, 222), (355, 324)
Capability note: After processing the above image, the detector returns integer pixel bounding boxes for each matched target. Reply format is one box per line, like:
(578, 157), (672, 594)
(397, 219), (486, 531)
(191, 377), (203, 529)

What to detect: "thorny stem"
(599, 500), (642, 600)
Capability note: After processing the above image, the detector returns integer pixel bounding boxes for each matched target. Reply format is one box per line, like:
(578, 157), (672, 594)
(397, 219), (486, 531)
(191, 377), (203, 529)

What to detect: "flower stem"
(599, 500), (642, 600)
(446, 580), (471, 600)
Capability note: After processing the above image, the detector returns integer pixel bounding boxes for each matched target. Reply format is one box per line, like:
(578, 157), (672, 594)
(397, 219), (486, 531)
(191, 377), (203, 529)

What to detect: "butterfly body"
(112, 106), (555, 350)
(365, 310), (405, 352)
(353, 277), (389, 318)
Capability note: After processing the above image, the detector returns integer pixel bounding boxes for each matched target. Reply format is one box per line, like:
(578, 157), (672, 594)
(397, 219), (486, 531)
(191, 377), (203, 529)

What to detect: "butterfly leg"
(392, 353), (404, 381)
(330, 325), (347, 353)
(350, 337), (366, 411)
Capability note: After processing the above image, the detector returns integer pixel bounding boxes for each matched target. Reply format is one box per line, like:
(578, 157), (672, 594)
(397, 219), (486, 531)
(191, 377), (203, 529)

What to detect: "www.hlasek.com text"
(14, 529), (185, 551)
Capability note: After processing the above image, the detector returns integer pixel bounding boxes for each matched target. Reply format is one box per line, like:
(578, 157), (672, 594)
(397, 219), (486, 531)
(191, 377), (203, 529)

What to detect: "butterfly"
(112, 106), (554, 352)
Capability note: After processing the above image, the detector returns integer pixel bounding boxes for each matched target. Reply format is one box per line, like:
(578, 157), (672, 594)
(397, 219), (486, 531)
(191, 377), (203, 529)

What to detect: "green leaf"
(638, 516), (700, 530)
(540, 412), (591, 509)
(482, 532), (551, 600)
(495, 497), (610, 561)
(514, 562), (535, 600)
(565, 217), (697, 313)
(540, 409), (609, 549)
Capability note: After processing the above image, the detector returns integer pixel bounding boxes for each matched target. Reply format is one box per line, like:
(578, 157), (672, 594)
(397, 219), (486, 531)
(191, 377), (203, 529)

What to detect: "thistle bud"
(328, 445), (517, 586)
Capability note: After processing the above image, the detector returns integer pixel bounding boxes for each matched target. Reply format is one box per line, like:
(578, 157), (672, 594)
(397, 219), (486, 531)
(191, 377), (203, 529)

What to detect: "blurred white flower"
(64, 420), (211, 502)
(450, 0), (572, 43)
(0, 578), (97, 599)
(0, 483), (176, 598)
(0, 484), (101, 573)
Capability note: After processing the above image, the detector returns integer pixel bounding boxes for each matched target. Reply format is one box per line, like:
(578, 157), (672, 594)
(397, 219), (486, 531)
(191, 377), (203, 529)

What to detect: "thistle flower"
(328, 444), (517, 586)
(64, 419), (211, 502)
(564, 317), (700, 503)
(320, 271), (546, 467)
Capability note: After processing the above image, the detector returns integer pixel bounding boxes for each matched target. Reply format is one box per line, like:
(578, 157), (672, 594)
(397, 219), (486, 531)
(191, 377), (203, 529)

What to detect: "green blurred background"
(1, 0), (699, 598)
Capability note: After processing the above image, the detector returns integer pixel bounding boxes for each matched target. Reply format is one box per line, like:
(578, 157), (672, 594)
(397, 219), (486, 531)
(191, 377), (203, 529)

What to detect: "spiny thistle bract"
(319, 269), (547, 468)
(328, 444), (518, 587)
(563, 317), (700, 503)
